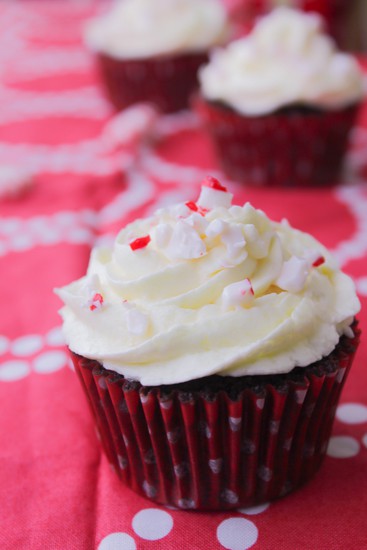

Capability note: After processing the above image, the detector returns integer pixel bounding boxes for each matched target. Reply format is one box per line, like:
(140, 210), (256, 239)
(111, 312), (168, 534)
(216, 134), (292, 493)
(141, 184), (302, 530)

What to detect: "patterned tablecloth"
(1, 2), (367, 549)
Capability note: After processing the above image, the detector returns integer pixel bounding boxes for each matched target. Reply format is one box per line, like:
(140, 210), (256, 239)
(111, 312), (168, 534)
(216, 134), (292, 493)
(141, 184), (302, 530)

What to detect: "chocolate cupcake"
(56, 177), (361, 509)
(84, 0), (230, 113)
(197, 8), (363, 186)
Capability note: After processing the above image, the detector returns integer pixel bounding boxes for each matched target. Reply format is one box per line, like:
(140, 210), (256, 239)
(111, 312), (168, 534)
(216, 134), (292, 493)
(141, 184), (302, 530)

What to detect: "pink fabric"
(0, 2), (366, 549)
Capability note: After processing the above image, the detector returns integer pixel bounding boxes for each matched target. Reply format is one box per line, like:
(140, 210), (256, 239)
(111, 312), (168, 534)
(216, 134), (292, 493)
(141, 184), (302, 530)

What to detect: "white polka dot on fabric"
(0, 335), (9, 355)
(362, 434), (367, 449)
(132, 508), (173, 541)
(11, 234), (34, 251)
(11, 334), (43, 356)
(336, 403), (367, 425)
(45, 326), (65, 347)
(238, 502), (270, 515)
(33, 350), (67, 373)
(217, 518), (258, 550)
(98, 532), (136, 550)
(68, 227), (93, 244)
(0, 360), (30, 381)
(327, 436), (360, 458)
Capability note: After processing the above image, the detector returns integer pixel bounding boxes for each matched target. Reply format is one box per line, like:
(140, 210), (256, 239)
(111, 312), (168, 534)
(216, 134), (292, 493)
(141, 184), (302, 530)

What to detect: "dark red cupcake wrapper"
(71, 326), (360, 510)
(195, 97), (359, 187)
(96, 51), (208, 113)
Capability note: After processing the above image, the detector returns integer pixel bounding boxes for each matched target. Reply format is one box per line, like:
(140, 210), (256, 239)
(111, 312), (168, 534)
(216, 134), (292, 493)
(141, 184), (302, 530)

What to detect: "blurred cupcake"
(229, 0), (351, 48)
(85, 0), (230, 113)
(197, 7), (364, 186)
(56, 177), (360, 510)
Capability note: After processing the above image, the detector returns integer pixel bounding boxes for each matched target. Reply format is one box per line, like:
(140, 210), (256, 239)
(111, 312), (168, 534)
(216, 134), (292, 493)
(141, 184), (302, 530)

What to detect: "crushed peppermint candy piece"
(88, 293), (104, 311)
(276, 256), (310, 293)
(167, 220), (206, 259)
(202, 176), (227, 192)
(222, 279), (254, 310)
(221, 224), (247, 260)
(312, 255), (325, 267)
(185, 201), (208, 216)
(197, 185), (233, 210)
(129, 235), (151, 251)
(153, 223), (172, 248)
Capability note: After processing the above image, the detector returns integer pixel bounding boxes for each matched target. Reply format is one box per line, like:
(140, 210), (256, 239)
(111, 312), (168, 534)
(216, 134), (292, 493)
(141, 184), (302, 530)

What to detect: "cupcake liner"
(195, 97), (359, 186)
(96, 51), (208, 113)
(71, 326), (360, 510)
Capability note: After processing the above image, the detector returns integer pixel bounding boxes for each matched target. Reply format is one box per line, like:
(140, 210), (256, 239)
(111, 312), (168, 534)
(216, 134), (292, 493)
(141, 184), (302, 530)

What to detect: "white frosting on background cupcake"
(199, 7), (363, 115)
(56, 178), (360, 386)
(85, 0), (230, 58)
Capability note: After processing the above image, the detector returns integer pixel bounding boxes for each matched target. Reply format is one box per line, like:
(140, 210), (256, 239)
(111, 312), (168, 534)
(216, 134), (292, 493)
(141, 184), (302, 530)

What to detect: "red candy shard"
(185, 201), (198, 212)
(203, 176), (227, 192)
(313, 256), (325, 267)
(186, 201), (208, 216)
(90, 293), (104, 311)
(129, 235), (151, 251)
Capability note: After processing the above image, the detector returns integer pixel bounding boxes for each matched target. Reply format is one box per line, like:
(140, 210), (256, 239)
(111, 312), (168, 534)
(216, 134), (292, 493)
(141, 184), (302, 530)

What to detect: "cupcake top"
(84, 0), (230, 59)
(199, 7), (363, 115)
(56, 177), (360, 386)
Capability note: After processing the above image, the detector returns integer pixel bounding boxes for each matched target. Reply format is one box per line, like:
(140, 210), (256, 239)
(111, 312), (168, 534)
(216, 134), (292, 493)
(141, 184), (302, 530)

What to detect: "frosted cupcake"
(56, 177), (360, 509)
(85, 0), (230, 113)
(197, 7), (363, 186)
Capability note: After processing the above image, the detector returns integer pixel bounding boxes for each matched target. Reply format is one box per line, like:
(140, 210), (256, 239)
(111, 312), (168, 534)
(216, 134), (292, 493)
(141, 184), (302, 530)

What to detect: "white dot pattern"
(336, 403), (367, 424)
(0, 360), (30, 381)
(98, 532), (136, 550)
(132, 508), (173, 541)
(33, 350), (67, 373)
(11, 334), (43, 356)
(238, 503), (270, 515)
(327, 436), (360, 458)
(216, 518), (258, 550)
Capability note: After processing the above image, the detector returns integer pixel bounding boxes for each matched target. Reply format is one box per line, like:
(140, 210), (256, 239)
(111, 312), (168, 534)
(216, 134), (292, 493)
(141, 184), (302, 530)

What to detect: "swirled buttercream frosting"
(85, 0), (230, 59)
(56, 177), (360, 385)
(199, 7), (363, 115)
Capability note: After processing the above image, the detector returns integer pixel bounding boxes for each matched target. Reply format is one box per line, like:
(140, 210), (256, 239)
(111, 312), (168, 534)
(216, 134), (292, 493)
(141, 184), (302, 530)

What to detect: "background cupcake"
(197, 7), (364, 186)
(56, 178), (361, 510)
(85, 0), (230, 113)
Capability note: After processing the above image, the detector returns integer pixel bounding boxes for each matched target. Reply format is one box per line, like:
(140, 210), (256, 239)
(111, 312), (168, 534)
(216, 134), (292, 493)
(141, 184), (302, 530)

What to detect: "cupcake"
(85, 0), (230, 113)
(55, 177), (360, 510)
(197, 7), (363, 186)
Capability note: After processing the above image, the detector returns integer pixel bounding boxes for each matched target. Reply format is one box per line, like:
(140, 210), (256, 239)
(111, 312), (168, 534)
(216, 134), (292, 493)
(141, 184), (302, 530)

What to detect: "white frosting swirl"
(56, 179), (360, 386)
(199, 7), (363, 115)
(85, 0), (230, 59)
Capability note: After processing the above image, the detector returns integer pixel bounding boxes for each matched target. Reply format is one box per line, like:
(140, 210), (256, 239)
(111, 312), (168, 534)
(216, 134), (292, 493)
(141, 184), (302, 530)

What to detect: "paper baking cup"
(196, 98), (359, 187)
(96, 52), (208, 113)
(71, 325), (360, 510)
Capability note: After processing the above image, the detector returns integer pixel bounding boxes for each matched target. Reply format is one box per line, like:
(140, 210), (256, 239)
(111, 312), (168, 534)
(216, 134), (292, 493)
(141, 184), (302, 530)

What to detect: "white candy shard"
(153, 223), (172, 248)
(167, 220), (206, 259)
(222, 278), (254, 310)
(276, 255), (310, 293)
(197, 185), (233, 210)
(205, 218), (225, 238)
(221, 223), (247, 260)
(185, 212), (209, 234)
(243, 224), (272, 259)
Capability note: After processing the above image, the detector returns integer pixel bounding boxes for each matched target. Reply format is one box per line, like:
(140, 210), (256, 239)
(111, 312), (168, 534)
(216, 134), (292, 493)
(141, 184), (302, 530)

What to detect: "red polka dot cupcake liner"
(96, 52), (208, 113)
(71, 324), (360, 510)
(195, 98), (359, 187)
